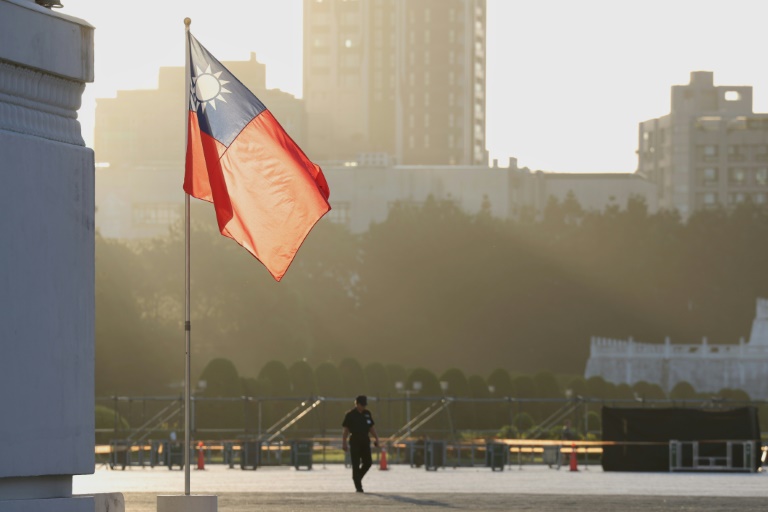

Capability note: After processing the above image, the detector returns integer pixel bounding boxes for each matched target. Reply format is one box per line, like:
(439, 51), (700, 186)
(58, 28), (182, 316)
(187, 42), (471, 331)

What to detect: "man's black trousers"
(349, 440), (372, 490)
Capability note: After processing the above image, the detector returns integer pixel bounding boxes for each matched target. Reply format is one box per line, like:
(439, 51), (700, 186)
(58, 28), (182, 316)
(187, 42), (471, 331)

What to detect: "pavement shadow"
(366, 494), (456, 508)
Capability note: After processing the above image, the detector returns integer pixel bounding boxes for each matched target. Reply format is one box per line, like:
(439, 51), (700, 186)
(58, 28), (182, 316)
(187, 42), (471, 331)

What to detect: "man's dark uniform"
(342, 406), (375, 492)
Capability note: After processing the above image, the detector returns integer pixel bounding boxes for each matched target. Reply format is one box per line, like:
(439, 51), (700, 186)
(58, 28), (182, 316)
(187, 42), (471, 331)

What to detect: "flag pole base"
(157, 495), (217, 512)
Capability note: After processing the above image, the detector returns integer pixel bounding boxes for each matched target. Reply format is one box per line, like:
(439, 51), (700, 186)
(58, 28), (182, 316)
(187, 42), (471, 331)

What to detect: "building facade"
(94, 53), (307, 168)
(96, 158), (656, 239)
(585, 298), (768, 399)
(637, 71), (768, 218)
(303, 0), (487, 166)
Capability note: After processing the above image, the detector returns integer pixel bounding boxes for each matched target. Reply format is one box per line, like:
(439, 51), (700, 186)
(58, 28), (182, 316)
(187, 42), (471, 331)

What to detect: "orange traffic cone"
(197, 441), (205, 470)
(379, 447), (388, 471)
(569, 443), (578, 472)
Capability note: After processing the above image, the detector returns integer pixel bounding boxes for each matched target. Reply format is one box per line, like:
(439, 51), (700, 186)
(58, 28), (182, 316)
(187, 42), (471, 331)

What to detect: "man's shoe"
(356, 487), (364, 493)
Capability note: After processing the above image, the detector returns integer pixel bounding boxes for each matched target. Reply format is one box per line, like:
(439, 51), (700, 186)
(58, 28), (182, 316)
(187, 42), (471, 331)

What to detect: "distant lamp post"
(35, 0), (63, 8)
(396, 380), (422, 438)
(440, 381), (449, 395)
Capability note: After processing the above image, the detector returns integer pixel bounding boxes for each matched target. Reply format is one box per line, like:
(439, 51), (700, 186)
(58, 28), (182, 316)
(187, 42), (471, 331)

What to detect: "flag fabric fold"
(184, 32), (331, 281)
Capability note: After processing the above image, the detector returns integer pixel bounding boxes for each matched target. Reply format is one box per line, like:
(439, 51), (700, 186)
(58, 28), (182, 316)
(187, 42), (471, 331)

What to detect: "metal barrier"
(669, 440), (758, 472)
(486, 442), (507, 471)
(424, 440), (445, 471)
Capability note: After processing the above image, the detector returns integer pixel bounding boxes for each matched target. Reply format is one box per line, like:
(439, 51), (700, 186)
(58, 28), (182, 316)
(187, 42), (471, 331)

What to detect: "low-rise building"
(585, 298), (768, 399)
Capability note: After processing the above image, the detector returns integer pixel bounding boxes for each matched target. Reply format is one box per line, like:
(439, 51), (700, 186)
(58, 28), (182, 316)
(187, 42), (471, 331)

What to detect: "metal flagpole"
(183, 16), (192, 497)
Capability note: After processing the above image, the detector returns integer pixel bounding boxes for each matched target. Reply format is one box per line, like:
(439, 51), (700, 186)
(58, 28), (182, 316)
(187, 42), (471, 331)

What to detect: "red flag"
(184, 33), (330, 281)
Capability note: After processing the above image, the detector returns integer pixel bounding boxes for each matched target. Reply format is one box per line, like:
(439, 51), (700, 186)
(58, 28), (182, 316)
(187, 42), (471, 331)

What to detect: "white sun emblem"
(190, 63), (231, 111)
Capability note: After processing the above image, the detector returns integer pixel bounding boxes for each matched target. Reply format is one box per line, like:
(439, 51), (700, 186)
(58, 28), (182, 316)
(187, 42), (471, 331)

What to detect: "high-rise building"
(303, 0), (487, 166)
(637, 71), (768, 218)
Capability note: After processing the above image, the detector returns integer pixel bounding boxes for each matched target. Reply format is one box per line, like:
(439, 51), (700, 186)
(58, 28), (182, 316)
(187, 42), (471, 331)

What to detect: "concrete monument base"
(157, 495), (218, 512)
(0, 1), (96, 510)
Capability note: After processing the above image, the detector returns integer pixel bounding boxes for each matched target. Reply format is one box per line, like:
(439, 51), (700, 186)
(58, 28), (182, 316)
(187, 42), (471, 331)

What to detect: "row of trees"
(96, 195), (768, 399)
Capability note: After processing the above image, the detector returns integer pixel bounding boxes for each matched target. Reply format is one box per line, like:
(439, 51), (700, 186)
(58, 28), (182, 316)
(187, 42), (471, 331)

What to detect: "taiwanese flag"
(184, 32), (331, 281)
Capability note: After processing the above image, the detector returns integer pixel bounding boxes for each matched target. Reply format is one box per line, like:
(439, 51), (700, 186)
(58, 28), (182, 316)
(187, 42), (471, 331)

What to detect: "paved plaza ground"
(74, 463), (768, 511)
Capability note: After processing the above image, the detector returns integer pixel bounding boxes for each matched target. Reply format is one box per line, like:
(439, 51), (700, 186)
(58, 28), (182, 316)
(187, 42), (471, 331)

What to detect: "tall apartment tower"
(303, 0), (487, 166)
(638, 71), (768, 217)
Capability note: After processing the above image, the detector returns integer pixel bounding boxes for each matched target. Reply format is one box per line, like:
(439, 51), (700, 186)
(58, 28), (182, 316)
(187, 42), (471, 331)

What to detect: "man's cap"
(355, 395), (367, 406)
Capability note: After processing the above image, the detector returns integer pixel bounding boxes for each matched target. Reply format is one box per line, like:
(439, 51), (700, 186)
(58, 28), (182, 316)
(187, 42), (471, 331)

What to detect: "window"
(327, 201), (351, 227)
(729, 192), (747, 204)
(754, 193), (767, 205)
(132, 203), (180, 226)
(698, 168), (718, 186)
(725, 90), (741, 101)
(700, 192), (717, 208)
(756, 168), (768, 185)
(698, 144), (718, 162)
(756, 145), (768, 161)
(729, 168), (747, 185)
(728, 145), (746, 162)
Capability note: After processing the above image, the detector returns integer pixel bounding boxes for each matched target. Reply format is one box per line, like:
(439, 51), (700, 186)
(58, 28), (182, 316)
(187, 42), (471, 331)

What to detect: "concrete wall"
(0, 1), (95, 509)
(585, 336), (768, 398)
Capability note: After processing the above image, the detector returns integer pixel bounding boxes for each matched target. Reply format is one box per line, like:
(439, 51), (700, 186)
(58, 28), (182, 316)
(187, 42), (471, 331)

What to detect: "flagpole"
(183, 16), (192, 497)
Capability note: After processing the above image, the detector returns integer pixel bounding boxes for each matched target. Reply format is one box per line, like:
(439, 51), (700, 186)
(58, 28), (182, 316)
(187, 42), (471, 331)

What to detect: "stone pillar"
(0, 1), (95, 510)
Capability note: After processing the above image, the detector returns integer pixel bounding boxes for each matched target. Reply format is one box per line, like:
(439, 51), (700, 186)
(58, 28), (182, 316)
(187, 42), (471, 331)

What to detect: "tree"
(95, 233), (179, 396)
(363, 362), (390, 397)
(338, 358), (366, 397)
(197, 358), (243, 433)
(289, 360), (316, 398)
(669, 381), (697, 402)
(632, 381), (666, 401)
(315, 362), (343, 397)
(258, 361), (291, 395)
(487, 368), (513, 397)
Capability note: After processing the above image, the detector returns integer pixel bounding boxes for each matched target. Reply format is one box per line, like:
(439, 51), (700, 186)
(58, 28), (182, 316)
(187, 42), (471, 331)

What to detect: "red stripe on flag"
(184, 110), (331, 281)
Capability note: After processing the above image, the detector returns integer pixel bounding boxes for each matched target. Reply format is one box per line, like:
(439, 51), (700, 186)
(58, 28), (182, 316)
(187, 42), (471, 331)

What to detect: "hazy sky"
(64, 0), (768, 173)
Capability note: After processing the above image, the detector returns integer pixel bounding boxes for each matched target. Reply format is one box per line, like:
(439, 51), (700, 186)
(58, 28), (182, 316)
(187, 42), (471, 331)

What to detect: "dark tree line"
(95, 195), (768, 396)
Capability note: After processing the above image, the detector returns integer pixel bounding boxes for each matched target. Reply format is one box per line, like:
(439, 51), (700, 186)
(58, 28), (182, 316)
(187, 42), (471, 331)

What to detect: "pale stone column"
(0, 1), (97, 510)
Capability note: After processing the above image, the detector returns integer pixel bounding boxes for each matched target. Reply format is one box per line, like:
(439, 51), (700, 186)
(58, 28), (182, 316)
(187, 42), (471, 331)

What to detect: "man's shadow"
(364, 494), (456, 508)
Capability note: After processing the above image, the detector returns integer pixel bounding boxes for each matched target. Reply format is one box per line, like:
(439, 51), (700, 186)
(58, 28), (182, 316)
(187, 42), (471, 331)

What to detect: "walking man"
(342, 395), (380, 493)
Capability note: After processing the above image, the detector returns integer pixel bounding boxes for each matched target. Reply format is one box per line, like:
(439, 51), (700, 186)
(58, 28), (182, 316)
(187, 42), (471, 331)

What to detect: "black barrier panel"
(240, 441), (261, 470)
(425, 440), (444, 471)
(291, 440), (313, 470)
(602, 406), (761, 472)
(486, 442), (507, 471)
